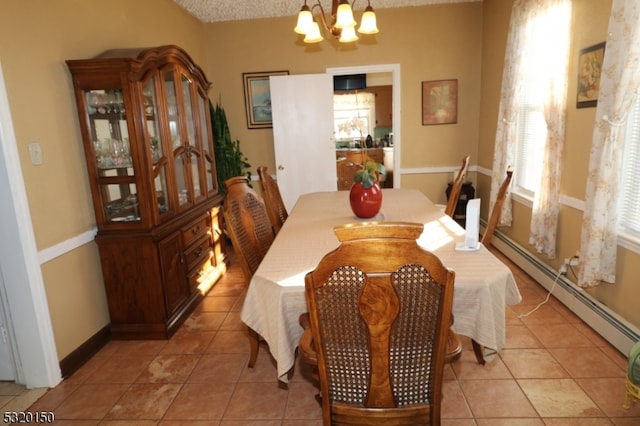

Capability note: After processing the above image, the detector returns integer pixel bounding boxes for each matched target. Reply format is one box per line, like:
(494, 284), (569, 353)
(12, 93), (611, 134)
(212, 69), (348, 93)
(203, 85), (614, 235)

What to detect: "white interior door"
(0, 269), (16, 381)
(270, 74), (336, 211)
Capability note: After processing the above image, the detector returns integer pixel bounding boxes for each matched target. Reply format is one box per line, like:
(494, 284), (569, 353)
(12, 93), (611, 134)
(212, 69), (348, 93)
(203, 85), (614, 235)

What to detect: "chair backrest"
(222, 176), (275, 281)
(444, 155), (471, 217)
(336, 160), (360, 190)
(481, 169), (513, 247)
(304, 222), (455, 426)
(257, 166), (288, 234)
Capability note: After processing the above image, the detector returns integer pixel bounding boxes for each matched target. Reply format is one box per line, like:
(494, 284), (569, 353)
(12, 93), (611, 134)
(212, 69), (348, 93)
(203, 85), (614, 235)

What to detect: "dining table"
(240, 188), (522, 383)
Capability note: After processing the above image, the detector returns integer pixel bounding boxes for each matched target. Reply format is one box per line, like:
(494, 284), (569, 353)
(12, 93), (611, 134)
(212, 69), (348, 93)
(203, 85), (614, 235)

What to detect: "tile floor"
(20, 248), (640, 425)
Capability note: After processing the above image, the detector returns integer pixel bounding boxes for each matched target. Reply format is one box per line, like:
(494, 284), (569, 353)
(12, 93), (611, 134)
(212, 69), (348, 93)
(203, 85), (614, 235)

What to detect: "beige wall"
(2, 0), (638, 364)
(479, 0), (640, 330)
(1, 0), (484, 363)
(0, 0), (207, 359)
(202, 3), (483, 204)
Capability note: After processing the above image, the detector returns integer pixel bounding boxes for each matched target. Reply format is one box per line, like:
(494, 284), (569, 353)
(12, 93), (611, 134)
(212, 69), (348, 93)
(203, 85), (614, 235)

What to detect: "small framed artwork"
(422, 79), (458, 125)
(577, 42), (605, 108)
(243, 70), (289, 129)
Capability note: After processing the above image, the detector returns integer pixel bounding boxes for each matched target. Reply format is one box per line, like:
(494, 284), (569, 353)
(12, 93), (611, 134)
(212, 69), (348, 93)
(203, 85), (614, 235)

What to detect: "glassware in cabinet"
(142, 76), (171, 217)
(67, 46), (227, 339)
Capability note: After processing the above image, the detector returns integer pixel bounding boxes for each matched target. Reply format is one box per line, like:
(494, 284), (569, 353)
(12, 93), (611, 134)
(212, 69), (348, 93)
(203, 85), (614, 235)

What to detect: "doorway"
(0, 61), (61, 388)
(326, 64), (401, 188)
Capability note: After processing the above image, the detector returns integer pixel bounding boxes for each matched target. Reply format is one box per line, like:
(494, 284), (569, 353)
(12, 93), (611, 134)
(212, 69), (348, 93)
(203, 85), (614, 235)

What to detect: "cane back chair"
(300, 222), (455, 425)
(222, 176), (275, 367)
(257, 166), (288, 234)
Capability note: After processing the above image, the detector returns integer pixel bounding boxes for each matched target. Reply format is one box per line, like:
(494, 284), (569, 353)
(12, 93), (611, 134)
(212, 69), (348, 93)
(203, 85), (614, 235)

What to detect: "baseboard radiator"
(488, 226), (640, 357)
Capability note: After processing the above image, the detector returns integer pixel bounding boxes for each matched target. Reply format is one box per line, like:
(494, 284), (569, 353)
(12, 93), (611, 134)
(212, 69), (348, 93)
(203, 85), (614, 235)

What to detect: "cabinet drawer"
(184, 233), (213, 271)
(188, 257), (214, 291)
(182, 214), (210, 247)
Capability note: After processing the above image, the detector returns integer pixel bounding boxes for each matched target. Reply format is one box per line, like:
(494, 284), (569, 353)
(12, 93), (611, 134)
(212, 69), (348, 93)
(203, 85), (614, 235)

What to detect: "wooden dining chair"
(222, 176), (275, 367)
(336, 159), (360, 190)
(470, 169), (513, 365)
(444, 155), (471, 217)
(441, 157), (474, 357)
(300, 222), (454, 426)
(257, 166), (288, 234)
(481, 169), (514, 247)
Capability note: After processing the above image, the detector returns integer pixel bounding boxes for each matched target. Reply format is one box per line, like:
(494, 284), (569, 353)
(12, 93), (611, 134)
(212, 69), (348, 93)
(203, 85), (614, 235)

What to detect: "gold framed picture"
(242, 70), (289, 129)
(422, 79), (458, 125)
(577, 42), (605, 108)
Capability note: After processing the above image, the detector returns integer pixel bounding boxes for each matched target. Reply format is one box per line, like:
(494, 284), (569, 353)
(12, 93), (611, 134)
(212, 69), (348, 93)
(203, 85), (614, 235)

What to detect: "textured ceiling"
(173, 0), (479, 23)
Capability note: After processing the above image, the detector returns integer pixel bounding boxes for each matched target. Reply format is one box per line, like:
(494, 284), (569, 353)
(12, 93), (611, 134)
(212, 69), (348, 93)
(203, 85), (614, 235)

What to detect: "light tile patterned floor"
(17, 247), (640, 425)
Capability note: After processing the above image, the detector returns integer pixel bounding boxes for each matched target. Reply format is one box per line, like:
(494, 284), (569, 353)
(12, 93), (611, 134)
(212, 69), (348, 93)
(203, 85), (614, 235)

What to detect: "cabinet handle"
(194, 247), (204, 258)
(191, 225), (201, 235)
(278, 165), (284, 170)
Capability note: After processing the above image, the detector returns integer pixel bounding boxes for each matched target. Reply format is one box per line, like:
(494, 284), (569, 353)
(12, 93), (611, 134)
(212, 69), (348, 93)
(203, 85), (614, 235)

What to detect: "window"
(510, 1), (571, 202)
(619, 98), (640, 240)
(514, 76), (547, 198)
(333, 92), (375, 144)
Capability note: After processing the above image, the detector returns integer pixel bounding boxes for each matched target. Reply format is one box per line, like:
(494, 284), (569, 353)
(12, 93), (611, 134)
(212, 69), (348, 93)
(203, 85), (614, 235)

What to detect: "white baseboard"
(488, 226), (639, 357)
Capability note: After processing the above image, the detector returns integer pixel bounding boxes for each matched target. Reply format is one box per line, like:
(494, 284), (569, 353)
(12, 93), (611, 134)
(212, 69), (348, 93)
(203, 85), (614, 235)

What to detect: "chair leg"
(248, 327), (260, 368)
(445, 328), (462, 363)
(446, 314), (462, 363)
(471, 339), (486, 366)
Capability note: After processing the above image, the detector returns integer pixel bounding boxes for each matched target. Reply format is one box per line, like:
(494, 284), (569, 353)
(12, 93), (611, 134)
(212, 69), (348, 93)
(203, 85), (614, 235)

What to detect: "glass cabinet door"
(164, 69), (190, 208)
(86, 88), (139, 222)
(198, 93), (216, 194)
(143, 77), (171, 217)
(163, 67), (210, 209)
(181, 73), (204, 202)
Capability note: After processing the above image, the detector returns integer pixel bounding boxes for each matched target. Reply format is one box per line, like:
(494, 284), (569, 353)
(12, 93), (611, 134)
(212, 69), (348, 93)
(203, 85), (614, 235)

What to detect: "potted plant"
(210, 100), (251, 193)
(350, 155), (386, 218)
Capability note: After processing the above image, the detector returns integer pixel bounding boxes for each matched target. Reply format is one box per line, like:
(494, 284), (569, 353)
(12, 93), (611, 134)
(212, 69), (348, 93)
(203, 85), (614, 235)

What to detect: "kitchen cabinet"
(336, 148), (383, 164)
(67, 45), (227, 339)
(336, 148), (384, 190)
(365, 85), (392, 128)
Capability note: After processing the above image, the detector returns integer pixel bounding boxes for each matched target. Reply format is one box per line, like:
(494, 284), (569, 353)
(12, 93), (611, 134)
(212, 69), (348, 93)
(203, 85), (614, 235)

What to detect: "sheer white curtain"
(528, 0), (572, 259)
(492, 0), (570, 257)
(490, 0), (528, 228)
(579, 0), (640, 287)
(491, 0), (571, 253)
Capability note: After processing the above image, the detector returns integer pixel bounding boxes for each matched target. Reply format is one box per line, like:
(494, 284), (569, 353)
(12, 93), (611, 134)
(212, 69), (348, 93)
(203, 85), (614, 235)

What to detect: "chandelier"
(294, 0), (379, 44)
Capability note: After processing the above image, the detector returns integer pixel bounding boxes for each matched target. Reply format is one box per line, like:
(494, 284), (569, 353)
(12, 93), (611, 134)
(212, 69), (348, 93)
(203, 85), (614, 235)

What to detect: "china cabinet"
(67, 45), (227, 339)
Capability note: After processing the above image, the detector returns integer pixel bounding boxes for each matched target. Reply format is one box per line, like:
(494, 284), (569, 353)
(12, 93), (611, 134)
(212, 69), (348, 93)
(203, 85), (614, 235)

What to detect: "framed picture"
(243, 70), (289, 129)
(577, 42), (605, 108)
(422, 79), (458, 125)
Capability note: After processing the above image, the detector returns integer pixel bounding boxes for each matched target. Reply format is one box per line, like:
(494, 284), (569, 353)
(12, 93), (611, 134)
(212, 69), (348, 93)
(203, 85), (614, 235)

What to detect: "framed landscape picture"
(422, 79), (458, 125)
(577, 42), (605, 108)
(243, 70), (289, 129)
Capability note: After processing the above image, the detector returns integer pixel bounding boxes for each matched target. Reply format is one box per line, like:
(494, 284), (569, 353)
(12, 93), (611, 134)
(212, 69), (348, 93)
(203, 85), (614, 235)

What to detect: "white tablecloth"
(240, 189), (522, 382)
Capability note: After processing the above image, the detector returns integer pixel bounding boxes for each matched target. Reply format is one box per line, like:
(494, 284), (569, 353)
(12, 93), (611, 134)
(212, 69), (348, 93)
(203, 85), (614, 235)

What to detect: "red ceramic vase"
(349, 182), (383, 218)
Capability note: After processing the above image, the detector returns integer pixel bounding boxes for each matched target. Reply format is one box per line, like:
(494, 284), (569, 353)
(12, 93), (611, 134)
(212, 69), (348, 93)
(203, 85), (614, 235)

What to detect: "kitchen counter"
(336, 148), (383, 164)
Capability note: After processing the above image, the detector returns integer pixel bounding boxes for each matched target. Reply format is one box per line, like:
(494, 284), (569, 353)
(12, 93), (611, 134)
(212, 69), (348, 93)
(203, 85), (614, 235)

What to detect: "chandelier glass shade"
(294, 0), (379, 44)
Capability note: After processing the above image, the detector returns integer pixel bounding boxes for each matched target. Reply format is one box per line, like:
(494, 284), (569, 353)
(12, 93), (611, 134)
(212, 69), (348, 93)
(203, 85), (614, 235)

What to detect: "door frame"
(0, 61), (62, 388)
(326, 64), (401, 188)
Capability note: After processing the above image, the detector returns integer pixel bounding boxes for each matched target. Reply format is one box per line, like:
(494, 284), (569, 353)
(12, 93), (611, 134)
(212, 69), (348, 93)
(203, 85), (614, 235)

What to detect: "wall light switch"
(28, 142), (43, 165)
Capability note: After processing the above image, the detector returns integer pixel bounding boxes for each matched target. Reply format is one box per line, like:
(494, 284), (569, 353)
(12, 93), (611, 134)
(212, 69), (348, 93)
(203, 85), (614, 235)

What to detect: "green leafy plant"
(210, 101), (251, 193)
(354, 160), (386, 188)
